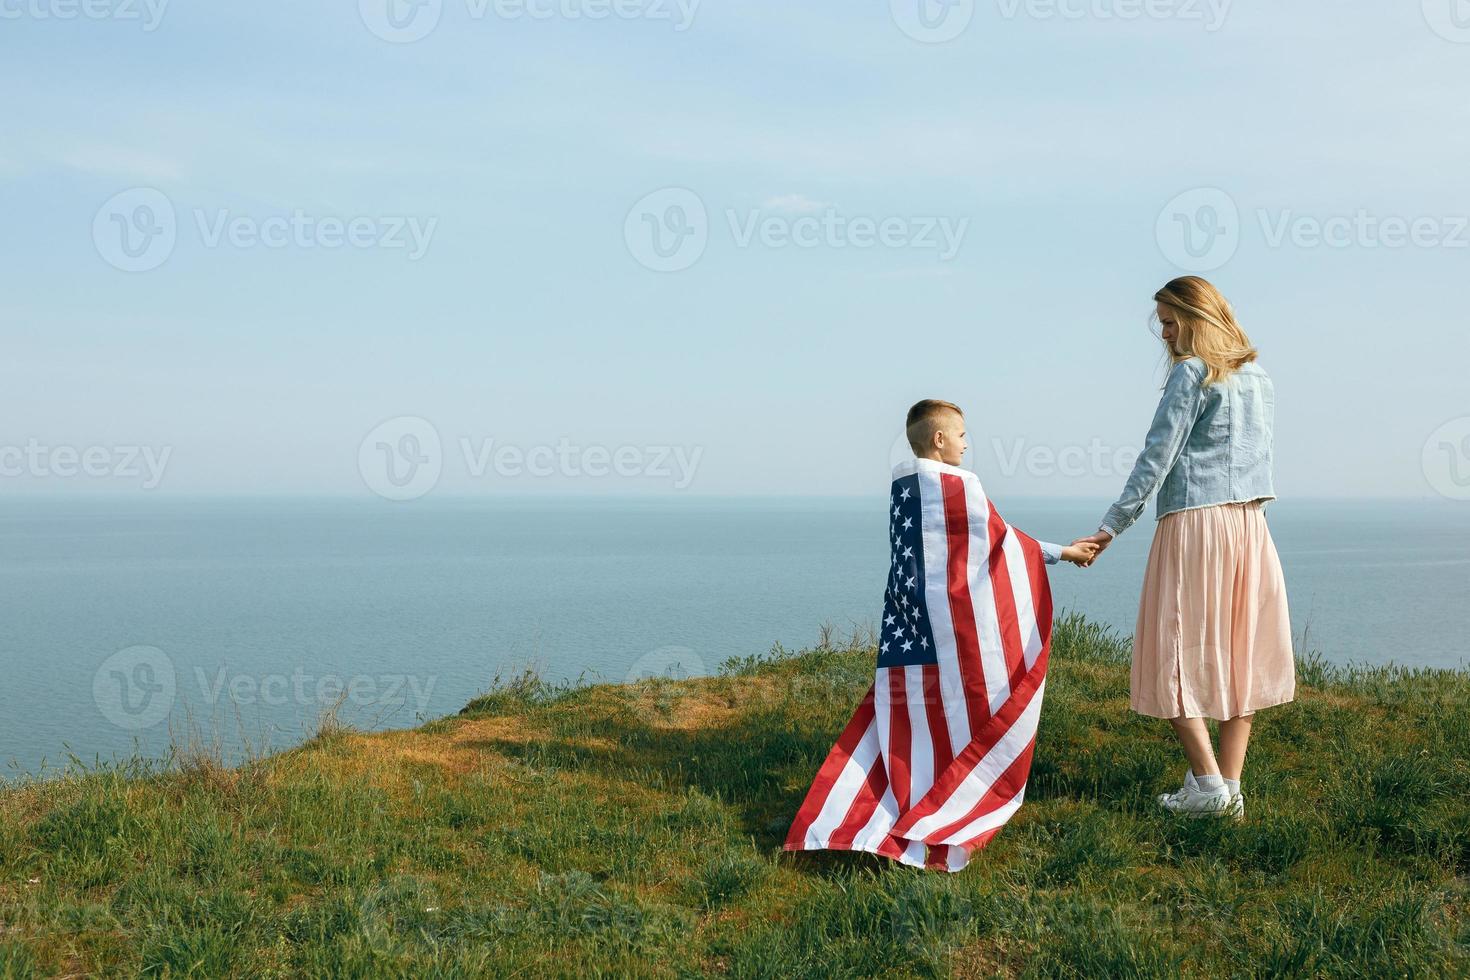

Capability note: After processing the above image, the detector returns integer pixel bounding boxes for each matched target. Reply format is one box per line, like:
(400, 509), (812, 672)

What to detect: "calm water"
(3, 496), (1467, 777)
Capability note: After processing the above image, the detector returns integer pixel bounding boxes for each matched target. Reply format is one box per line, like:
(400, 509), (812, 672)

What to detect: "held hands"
(1060, 541), (1100, 566)
(1067, 530), (1115, 568)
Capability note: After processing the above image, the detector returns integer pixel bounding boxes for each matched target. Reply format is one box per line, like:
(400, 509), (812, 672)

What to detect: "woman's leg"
(1217, 713), (1254, 782)
(1168, 716), (1221, 777)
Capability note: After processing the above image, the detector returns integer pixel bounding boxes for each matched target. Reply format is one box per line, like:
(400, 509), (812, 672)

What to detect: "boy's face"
(930, 409), (968, 466)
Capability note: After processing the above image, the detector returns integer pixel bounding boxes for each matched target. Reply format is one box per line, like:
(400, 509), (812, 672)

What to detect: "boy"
(784, 399), (1093, 872)
(906, 399), (1099, 567)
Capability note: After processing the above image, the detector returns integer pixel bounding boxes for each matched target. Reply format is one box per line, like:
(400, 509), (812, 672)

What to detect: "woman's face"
(1156, 302), (1182, 355)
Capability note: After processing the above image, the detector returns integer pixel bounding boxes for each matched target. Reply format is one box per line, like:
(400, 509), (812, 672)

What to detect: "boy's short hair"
(906, 399), (963, 454)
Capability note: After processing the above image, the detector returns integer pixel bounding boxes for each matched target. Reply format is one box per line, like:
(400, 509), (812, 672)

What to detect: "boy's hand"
(1061, 541), (1100, 566)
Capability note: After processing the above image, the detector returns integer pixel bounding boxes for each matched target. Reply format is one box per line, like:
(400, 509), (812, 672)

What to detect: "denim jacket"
(1100, 356), (1276, 538)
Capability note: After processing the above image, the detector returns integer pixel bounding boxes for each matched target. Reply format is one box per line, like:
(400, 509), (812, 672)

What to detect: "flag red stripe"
(959, 825), (1004, 853)
(784, 683), (877, 849)
(922, 663), (953, 776)
(887, 668), (912, 814)
(941, 474), (989, 733)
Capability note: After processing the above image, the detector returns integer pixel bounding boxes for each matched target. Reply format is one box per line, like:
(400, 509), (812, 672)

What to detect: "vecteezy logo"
(890, 0), (975, 43)
(93, 188), (177, 272)
(624, 188), (709, 272)
(358, 416), (443, 500)
(1156, 187), (1240, 273)
(93, 646), (176, 730)
(359, 0), (443, 43)
(623, 645), (706, 684)
(1423, 0), (1470, 42)
(1423, 417), (1470, 500)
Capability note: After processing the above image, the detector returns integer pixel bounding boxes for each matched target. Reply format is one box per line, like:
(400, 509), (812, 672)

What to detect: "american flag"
(784, 458), (1053, 873)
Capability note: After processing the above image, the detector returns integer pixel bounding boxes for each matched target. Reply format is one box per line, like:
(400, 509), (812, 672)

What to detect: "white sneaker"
(1225, 791), (1245, 821)
(1159, 780), (1235, 818)
(1155, 767), (1200, 808)
(1157, 770), (1246, 820)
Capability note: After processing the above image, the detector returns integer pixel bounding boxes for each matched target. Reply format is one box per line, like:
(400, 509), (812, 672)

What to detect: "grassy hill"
(1, 614), (1467, 977)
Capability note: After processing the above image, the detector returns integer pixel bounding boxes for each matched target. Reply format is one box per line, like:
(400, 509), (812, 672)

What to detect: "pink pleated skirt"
(1131, 500), (1296, 721)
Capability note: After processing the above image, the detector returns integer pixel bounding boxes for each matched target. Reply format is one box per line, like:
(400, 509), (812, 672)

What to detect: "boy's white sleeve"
(1036, 540), (1062, 565)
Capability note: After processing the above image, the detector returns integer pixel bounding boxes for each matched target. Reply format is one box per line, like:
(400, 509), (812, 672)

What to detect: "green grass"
(1, 613), (1467, 977)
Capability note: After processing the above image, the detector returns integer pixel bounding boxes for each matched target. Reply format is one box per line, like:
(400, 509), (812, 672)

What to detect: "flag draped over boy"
(784, 458), (1054, 873)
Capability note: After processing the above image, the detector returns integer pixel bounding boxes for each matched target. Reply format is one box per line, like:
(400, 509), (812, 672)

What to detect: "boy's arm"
(1036, 540), (1063, 565)
(1038, 539), (1102, 566)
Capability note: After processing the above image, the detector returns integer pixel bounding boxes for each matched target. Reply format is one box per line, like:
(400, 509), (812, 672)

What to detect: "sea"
(3, 496), (1467, 778)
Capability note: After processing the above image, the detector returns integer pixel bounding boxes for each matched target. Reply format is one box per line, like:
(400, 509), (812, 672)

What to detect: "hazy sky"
(4, 1), (1469, 501)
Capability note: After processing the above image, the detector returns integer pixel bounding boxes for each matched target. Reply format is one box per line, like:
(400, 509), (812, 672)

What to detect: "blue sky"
(3, 0), (1469, 500)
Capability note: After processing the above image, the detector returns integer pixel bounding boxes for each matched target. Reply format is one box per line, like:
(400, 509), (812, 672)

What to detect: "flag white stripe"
(804, 716), (881, 844)
(1001, 526), (1044, 670)
(905, 664), (934, 805)
(873, 667), (894, 801)
(940, 791), (1027, 847)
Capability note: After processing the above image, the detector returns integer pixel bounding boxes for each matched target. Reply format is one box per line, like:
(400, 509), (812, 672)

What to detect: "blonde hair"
(1154, 276), (1258, 385)
(906, 399), (963, 454)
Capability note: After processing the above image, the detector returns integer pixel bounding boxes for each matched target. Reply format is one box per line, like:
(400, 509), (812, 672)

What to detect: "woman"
(1082, 276), (1295, 819)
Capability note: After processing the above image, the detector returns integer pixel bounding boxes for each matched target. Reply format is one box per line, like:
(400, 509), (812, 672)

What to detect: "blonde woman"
(1082, 276), (1295, 819)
